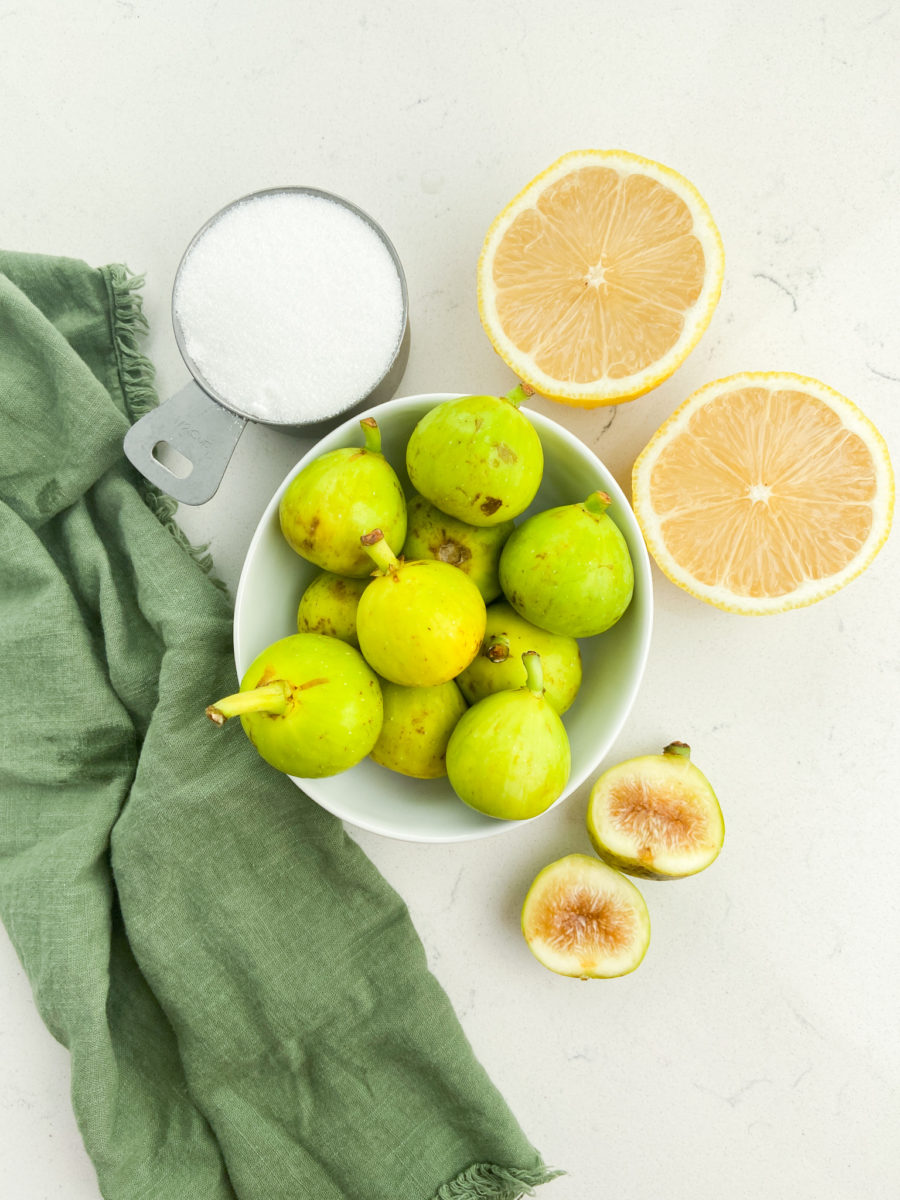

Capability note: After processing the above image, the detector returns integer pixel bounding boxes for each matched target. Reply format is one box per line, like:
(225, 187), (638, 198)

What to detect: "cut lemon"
(477, 149), (724, 406)
(632, 372), (894, 614)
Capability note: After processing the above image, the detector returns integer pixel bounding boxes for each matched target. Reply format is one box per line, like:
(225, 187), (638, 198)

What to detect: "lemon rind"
(631, 371), (895, 614)
(477, 149), (725, 406)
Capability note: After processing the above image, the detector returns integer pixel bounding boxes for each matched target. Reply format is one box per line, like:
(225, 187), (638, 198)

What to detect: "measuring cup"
(123, 186), (410, 505)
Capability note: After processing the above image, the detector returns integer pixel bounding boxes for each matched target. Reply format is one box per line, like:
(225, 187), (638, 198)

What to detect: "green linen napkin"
(0, 250), (561, 1200)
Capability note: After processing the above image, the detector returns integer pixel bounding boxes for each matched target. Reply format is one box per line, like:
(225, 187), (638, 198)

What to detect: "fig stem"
(522, 650), (544, 696)
(359, 417), (382, 455)
(206, 681), (290, 725)
(504, 382), (535, 408)
(360, 529), (400, 574)
(485, 635), (510, 663)
(663, 741), (691, 760)
(583, 490), (612, 516)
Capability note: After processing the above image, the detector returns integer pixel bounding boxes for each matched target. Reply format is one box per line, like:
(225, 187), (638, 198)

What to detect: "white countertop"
(3, 2), (899, 1197)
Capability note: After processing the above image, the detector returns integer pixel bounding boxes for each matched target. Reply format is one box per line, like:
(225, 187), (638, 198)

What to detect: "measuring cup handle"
(123, 381), (247, 505)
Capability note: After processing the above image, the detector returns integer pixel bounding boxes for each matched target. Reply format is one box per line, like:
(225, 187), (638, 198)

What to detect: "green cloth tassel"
(436, 1162), (566, 1198)
(0, 251), (562, 1200)
(103, 261), (224, 586)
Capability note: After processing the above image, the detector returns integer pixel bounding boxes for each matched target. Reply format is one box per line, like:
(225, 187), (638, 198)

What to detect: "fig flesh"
(499, 491), (634, 637)
(371, 679), (467, 779)
(455, 601), (582, 714)
(355, 530), (486, 687)
(402, 492), (514, 603)
(297, 571), (369, 646)
(279, 418), (406, 577)
(206, 634), (382, 778)
(406, 385), (543, 526)
(587, 742), (724, 879)
(445, 651), (570, 820)
(521, 853), (651, 979)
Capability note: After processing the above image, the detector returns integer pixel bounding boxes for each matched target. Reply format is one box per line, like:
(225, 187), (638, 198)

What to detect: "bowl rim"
(234, 391), (654, 843)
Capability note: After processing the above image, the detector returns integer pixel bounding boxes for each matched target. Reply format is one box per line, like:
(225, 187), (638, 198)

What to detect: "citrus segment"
(632, 373), (894, 613)
(477, 150), (724, 405)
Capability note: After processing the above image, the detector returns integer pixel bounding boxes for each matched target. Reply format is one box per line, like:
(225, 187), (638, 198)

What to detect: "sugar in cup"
(124, 187), (410, 504)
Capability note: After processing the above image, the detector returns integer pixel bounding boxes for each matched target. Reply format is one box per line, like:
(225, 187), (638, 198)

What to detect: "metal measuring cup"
(123, 186), (410, 505)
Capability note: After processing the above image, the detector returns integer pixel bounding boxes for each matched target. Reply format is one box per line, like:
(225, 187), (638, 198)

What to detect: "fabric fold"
(0, 251), (560, 1200)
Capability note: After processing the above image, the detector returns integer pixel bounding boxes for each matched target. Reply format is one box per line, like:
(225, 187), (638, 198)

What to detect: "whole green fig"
(456, 602), (582, 713)
(446, 652), (570, 820)
(402, 493), (514, 603)
(297, 571), (369, 646)
(406, 385), (543, 526)
(279, 418), (406, 577)
(371, 679), (467, 779)
(499, 491), (634, 637)
(206, 633), (382, 778)
(356, 530), (486, 687)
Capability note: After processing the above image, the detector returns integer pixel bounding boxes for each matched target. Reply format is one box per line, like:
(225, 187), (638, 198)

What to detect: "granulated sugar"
(173, 191), (405, 423)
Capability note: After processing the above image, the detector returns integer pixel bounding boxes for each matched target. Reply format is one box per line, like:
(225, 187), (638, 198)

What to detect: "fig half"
(522, 854), (650, 979)
(587, 742), (724, 880)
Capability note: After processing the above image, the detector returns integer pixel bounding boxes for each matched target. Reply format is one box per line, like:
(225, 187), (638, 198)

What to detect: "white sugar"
(173, 191), (405, 423)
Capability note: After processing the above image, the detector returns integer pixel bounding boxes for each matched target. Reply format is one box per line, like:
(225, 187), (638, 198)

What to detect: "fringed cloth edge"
(433, 1162), (565, 1199)
(102, 263), (226, 591)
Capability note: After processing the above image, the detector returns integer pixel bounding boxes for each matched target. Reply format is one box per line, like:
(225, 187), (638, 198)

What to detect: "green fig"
(402, 493), (515, 603)
(406, 384), (543, 526)
(279, 418), (406, 577)
(445, 651), (570, 820)
(371, 679), (467, 779)
(356, 530), (486, 687)
(521, 854), (651, 979)
(455, 601), (582, 714)
(587, 742), (725, 880)
(297, 571), (369, 646)
(206, 633), (382, 778)
(499, 491), (634, 637)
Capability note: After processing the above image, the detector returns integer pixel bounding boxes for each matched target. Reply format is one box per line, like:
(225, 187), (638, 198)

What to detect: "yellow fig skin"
(356, 551), (487, 688)
(370, 680), (467, 779)
(297, 572), (369, 646)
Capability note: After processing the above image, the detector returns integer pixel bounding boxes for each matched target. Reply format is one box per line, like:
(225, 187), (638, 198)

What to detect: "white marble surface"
(3, 2), (900, 1197)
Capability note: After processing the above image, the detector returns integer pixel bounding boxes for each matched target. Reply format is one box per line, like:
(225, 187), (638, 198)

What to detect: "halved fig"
(521, 853), (650, 979)
(587, 742), (724, 880)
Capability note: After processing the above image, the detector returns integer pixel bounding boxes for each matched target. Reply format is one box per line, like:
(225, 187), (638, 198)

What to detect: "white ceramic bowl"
(234, 393), (653, 843)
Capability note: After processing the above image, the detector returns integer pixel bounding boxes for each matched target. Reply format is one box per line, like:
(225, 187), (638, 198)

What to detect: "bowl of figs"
(215, 387), (653, 842)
